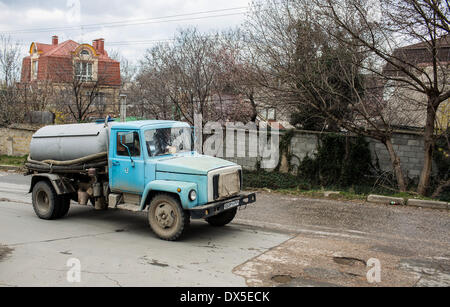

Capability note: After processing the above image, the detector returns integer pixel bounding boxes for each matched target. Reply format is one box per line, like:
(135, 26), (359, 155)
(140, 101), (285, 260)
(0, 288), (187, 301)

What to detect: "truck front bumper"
(189, 193), (256, 219)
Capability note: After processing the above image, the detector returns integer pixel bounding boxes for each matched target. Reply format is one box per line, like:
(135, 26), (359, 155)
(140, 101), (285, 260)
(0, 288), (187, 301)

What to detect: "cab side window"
(117, 131), (141, 157)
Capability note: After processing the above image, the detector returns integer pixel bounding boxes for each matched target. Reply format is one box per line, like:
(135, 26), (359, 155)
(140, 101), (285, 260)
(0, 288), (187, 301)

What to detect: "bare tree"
(0, 35), (21, 87)
(214, 29), (259, 122)
(317, 0), (450, 195)
(0, 35), (23, 126)
(135, 28), (256, 124)
(128, 65), (174, 120)
(51, 52), (118, 122)
(109, 49), (136, 86)
(244, 0), (416, 191)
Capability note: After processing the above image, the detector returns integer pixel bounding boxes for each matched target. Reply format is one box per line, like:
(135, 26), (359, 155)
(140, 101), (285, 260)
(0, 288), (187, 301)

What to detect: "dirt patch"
(0, 244), (13, 262)
(233, 234), (419, 287)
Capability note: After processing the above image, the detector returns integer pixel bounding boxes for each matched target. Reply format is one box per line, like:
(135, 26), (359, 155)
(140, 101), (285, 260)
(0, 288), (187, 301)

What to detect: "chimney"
(52, 35), (58, 45)
(98, 38), (105, 55)
(92, 39), (99, 52)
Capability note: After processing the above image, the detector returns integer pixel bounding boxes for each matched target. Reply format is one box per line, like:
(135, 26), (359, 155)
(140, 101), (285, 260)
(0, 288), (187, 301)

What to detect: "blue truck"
(25, 120), (256, 241)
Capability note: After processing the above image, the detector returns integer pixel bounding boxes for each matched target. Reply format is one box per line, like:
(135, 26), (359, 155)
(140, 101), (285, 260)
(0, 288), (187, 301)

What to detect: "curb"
(406, 199), (449, 210)
(0, 165), (22, 172)
(367, 194), (449, 210)
(367, 195), (405, 206)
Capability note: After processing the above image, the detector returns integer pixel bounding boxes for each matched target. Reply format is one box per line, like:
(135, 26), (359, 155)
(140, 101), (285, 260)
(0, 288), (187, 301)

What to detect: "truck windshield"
(145, 127), (193, 157)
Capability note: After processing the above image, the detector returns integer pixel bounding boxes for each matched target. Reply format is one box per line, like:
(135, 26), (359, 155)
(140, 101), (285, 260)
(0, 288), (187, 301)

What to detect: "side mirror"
(120, 133), (135, 167)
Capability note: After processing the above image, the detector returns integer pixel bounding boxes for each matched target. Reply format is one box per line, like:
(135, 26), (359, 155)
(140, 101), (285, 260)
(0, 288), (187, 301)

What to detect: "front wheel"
(148, 193), (189, 241)
(206, 208), (237, 227)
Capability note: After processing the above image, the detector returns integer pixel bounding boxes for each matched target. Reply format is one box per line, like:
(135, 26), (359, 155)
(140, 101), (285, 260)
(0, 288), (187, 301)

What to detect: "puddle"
(333, 257), (366, 267)
(271, 275), (293, 284)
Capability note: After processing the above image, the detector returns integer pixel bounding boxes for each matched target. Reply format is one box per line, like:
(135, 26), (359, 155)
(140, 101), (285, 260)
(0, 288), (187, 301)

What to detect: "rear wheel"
(148, 193), (189, 241)
(206, 208), (237, 227)
(57, 196), (71, 218)
(32, 181), (70, 220)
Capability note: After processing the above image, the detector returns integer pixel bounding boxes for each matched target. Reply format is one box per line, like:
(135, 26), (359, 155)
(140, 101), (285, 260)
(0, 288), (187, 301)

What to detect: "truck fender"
(139, 180), (198, 211)
(29, 174), (76, 196)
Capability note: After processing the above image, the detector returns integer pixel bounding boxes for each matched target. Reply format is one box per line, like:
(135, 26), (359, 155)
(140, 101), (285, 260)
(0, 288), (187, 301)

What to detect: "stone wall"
(0, 124), (426, 179)
(368, 132), (425, 178)
(0, 125), (38, 157)
(210, 129), (426, 179)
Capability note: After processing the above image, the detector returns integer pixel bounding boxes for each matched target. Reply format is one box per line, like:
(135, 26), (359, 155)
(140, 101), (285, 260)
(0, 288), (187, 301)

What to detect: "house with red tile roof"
(20, 36), (121, 121)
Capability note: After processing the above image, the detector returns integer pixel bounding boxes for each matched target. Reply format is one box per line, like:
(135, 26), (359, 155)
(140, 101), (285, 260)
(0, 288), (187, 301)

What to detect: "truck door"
(110, 130), (145, 193)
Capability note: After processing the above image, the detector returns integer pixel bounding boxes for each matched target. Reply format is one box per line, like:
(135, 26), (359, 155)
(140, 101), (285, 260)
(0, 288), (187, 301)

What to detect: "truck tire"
(32, 181), (69, 220)
(148, 193), (189, 241)
(206, 208), (237, 227)
(57, 196), (71, 218)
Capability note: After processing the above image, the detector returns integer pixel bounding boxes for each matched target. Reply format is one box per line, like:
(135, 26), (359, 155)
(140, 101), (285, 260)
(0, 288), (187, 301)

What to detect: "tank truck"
(25, 119), (256, 241)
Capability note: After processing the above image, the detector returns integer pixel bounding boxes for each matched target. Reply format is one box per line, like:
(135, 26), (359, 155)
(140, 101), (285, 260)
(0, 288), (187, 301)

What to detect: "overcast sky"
(0, 0), (253, 62)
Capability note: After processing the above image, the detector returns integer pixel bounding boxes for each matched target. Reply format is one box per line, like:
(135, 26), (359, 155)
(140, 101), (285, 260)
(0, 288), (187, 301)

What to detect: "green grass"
(0, 155), (27, 167)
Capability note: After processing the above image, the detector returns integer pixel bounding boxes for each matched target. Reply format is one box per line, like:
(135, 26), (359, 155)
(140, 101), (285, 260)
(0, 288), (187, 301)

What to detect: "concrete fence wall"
(0, 125), (426, 179)
(368, 132), (425, 178)
(0, 125), (38, 157)
(218, 129), (426, 179)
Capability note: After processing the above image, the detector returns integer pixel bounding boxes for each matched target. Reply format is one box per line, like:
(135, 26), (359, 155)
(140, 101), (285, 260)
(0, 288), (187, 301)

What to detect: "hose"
(25, 161), (107, 173)
(25, 152), (108, 173)
(28, 152), (107, 166)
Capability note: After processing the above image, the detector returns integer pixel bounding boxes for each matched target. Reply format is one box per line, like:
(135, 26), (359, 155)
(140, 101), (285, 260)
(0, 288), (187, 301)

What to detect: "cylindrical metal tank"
(30, 123), (112, 161)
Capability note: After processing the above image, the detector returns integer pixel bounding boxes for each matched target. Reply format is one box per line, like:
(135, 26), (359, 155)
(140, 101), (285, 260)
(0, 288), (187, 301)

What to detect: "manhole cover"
(271, 275), (293, 284)
(333, 257), (366, 266)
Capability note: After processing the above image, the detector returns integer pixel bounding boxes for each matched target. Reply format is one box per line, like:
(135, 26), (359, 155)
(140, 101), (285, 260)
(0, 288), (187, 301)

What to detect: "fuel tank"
(30, 123), (113, 161)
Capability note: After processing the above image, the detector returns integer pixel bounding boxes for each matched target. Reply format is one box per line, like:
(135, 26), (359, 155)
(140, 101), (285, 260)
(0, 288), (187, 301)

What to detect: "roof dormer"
(29, 42), (38, 56)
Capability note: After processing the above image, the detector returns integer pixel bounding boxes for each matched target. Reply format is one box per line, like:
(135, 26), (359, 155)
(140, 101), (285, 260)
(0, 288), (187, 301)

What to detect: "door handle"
(112, 161), (120, 166)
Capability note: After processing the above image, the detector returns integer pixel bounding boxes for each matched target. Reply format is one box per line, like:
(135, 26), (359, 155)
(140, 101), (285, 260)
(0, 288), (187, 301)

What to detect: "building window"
(259, 107), (276, 121)
(267, 108), (276, 121)
(32, 60), (38, 80)
(80, 50), (90, 56)
(75, 62), (93, 81)
(88, 91), (106, 106)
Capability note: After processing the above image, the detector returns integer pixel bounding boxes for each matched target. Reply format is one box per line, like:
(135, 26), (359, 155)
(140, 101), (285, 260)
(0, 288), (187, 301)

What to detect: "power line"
(0, 7), (248, 35)
(16, 34), (223, 47)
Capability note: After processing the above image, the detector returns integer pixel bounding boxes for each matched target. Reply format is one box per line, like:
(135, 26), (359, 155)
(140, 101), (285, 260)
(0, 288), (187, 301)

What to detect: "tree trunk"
(249, 92), (258, 122)
(417, 101), (438, 196)
(385, 138), (407, 192)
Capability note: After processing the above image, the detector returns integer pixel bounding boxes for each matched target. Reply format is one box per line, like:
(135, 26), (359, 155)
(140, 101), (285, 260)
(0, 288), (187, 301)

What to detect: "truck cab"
(26, 120), (255, 241)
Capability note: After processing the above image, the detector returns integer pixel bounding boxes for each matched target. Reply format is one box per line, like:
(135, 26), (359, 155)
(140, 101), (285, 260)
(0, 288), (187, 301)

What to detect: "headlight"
(189, 190), (197, 201)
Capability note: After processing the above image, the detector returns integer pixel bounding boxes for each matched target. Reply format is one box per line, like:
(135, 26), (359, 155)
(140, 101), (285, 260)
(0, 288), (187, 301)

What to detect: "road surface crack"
(104, 274), (123, 287)
(9, 231), (121, 247)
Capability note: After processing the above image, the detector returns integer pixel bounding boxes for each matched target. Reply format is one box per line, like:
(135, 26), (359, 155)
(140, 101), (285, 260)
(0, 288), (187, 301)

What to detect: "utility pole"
(120, 94), (127, 122)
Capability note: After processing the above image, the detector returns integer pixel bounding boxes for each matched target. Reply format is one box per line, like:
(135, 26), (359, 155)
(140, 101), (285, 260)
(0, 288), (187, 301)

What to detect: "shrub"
(243, 170), (306, 190)
(298, 134), (372, 187)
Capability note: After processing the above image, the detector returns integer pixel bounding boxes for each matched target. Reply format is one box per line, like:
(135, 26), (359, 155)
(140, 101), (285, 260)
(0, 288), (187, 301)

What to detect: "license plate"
(224, 200), (240, 210)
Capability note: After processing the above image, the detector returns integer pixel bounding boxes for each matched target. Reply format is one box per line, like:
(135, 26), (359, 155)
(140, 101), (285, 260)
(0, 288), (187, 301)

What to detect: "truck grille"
(213, 170), (241, 201)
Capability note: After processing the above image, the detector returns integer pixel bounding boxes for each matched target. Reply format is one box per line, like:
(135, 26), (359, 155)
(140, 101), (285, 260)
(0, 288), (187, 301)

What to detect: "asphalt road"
(0, 172), (449, 287)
